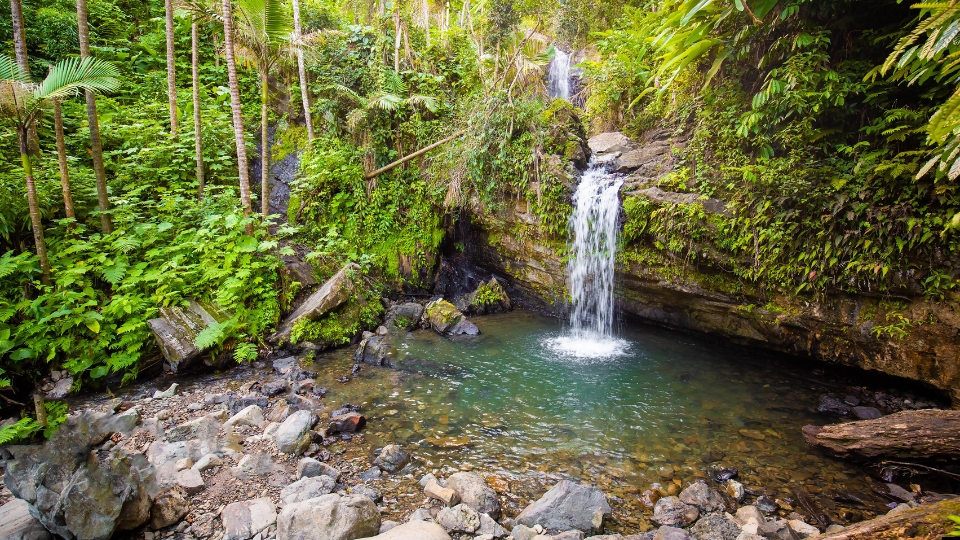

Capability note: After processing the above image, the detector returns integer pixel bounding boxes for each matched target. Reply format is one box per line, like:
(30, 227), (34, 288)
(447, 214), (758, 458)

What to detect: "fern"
(0, 418), (41, 446)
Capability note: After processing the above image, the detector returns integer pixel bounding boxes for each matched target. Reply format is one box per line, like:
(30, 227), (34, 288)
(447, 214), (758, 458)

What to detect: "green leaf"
(86, 320), (101, 334)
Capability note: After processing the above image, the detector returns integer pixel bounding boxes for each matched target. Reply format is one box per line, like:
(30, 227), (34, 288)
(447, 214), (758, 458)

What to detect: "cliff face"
(466, 130), (960, 404)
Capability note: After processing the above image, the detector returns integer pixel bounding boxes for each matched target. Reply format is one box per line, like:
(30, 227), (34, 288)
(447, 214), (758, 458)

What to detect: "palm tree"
(0, 55), (120, 285)
(221, 0), (256, 234)
(292, 0), (314, 142)
(165, 0), (179, 138)
(76, 0), (114, 233)
(192, 15), (205, 198)
(232, 0), (292, 217)
(53, 96), (76, 221)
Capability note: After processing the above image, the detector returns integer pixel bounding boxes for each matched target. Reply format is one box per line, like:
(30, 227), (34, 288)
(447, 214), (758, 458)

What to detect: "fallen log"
(818, 497), (960, 539)
(802, 409), (960, 461)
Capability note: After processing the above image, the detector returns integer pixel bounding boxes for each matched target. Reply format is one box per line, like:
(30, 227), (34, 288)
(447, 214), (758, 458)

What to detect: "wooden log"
(818, 497), (960, 539)
(802, 409), (960, 460)
(365, 130), (466, 180)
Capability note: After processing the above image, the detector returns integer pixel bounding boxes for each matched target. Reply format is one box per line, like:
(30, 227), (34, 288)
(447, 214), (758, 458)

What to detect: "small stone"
(327, 412), (365, 434)
(424, 479), (460, 506)
(157, 409), (173, 421)
(738, 429), (766, 440)
(511, 524), (537, 540)
(787, 520), (820, 538)
(175, 458), (194, 471)
(843, 395), (861, 406)
(225, 405), (265, 429)
(755, 496), (778, 513)
(478, 513), (507, 538)
(654, 526), (692, 540)
(724, 480), (745, 502)
(886, 503), (912, 516)
(374, 444), (411, 473)
(658, 466), (675, 481)
(187, 403), (203, 411)
(150, 487), (190, 530)
(176, 468), (205, 494)
(825, 524), (844, 533)
(437, 504), (480, 534)
(351, 484), (383, 504)
(852, 406), (883, 420)
(358, 466), (382, 481)
(419, 473), (438, 487)
(193, 454), (222, 472)
(154, 383), (180, 399)
(651, 497), (698, 528)
(688, 514), (741, 540)
(679, 480), (725, 513)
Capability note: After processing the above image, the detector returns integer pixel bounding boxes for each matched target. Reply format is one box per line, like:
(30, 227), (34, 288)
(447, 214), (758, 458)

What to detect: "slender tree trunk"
(53, 99), (76, 220)
(10, 0), (39, 154)
(213, 31), (221, 67)
(260, 67), (270, 216)
(394, 7), (402, 71)
(165, 0), (178, 138)
(19, 128), (51, 286)
(422, 0), (430, 48)
(192, 17), (205, 199)
(221, 0), (255, 235)
(77, 0), (112, 233)
(292, 0), (314, 141)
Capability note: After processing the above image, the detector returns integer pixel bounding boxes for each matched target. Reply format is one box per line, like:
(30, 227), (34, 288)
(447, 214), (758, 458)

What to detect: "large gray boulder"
(276, 494), (380, 540)
(445, 472), (501, 519)
(275, 410), (315, 454)
(514, 480), (611, 534)
(679, 481), (725, 513)
(147, 300), (228, 372)
(587, 132), (636, 155)
(0, 499), (52, 540)
(222, 499), (277, 540)
(269, 263), (361, 344)
(3, 410), (151, 540)
(357, 520), (450, 540)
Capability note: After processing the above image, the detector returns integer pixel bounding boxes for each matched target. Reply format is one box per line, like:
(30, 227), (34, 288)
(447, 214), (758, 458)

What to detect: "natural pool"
(309, 310), (913, 531)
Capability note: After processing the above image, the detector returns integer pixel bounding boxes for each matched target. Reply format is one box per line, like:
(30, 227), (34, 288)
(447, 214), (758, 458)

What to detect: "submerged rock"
(374, 444), (410, 473)
(514, 480), (612, 534)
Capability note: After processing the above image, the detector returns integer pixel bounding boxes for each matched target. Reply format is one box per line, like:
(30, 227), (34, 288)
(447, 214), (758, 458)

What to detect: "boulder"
(269, 263), (361, 344)
(478, 513), (507, 538)
(297, 458), (340, 481)
(147, 300), (228, 372)
(328, 412), (365, 434)
(275, 410), (315, 454)
(514, 480), (612, 534)
(466, 278), (511, 315)
(688, 514), (741, 540)
(587, 132), (635, 155)
(3, 410), (151, 540)
(651, 497), (699, 528)
(176, 467), (205, 494)
(383, 303), (425, 331)
(225, 405), (265, 429)
(424, 479), (460, 506)
(802, 409), (960, 460)
(445, 472), (501, 519)
(354, 334), (397, 367)
(149, 487), (189, 530)
(679, 481), (725, 513)
(374, 445), (410, 473)
(358, 520), (451, 540)
(276, 493), (380, 540)
(437, 504), (480, 534)
(222, 499), (277, 540)
(653, 526), (692, 540)
(279, 476), (337, 506)
(422, 300), (480, 336)
(0, 499), (53, 540)
(351, 485), (383, 504)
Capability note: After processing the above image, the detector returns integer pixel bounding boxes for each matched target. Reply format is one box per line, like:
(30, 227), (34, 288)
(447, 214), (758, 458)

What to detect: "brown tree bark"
(292, 0), (314, 142)
(165, 0), (179, 138)
(10, 0), (39, 155)
(260, 67), (270, 216)
(819, 497), (960, 540)
(802, 409), (960, 461)
(192, 17), (205, 199)
(221, 0), (255, 235)
(19, 128), (51, 286)
(53, 99), (76, 220)
(76, 0), (113, 233)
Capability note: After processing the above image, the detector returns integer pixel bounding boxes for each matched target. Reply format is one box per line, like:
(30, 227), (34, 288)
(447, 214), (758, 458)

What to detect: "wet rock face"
(4, 410), (151, 540)
(514, 480), (612, 534)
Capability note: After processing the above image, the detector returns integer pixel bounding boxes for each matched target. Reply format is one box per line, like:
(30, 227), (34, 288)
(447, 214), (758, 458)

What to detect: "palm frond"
(368, 92), (404, 111)
(36, 57), (120, 103)
(407, 94), (439, 112)
(0, 55), (29, 84)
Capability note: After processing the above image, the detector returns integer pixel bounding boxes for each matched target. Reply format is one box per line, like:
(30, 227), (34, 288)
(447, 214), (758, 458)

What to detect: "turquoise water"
(313, 311), (898, 529)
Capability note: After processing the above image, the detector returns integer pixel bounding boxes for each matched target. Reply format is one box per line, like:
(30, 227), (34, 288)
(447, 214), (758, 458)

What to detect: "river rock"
(225, 405), (265, 429)
(275, 410), (315, 454)
(276, 493), (380, 540)
(354, 334), (397, 367)
(514, 480), (612, 534)
(351, 484), (383, 503)
(149, 487), (189, 530)
(269, 263), (362, 344)
(802, 409), (960, 460)
(653, 526), (692, 540)
(262, 379), (288, 397)
(424, 479), (460, 506)
(0, 498), (52, 540)
(852, 406), (882, 420)
(279, 476), (337, 506)
(422, 300), (480, 336)
(384, 303), (425, 331)
(3, 409), (151, 540)
(147, 300), (229, 372)
(588, 132), (636, 155)
(724, 480), (745, 502)
(689, 514), (741, 540)
(679, 480), (725, 513)
(734, 506), (764, 526)
(166, 413), (222, 443)
(374, 444), (410, 473)
(445, 472), (501, 519)
(193, 453), (222, 472)
(176, 467), (205, 494)
(222, 499), (277, 540)
(651, 497), (699, 528)
(817, 396), (851, 416)
(552, 532), (584, 540)
(297, 457), (340, 480)
(478, 513), (507, 537)
(328, 412), (365, 434)
(787, 520), (820, 538)
(437, 504), (480, 533)
(360, 520), (451, 540)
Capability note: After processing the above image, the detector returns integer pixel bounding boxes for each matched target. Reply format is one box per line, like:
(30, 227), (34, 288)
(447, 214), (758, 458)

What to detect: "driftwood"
(802, 409), (960, 460)
(819, 497), (960, 539)
(365, 130), (466, 180)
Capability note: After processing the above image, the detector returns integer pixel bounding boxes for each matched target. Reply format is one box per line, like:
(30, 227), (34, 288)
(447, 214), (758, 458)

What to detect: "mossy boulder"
(423, 300), (479, 336)
(466, 277), (512, 315)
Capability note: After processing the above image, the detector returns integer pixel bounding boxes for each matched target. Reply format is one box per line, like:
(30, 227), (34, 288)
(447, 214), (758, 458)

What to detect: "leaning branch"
(365, 130), (466, 179)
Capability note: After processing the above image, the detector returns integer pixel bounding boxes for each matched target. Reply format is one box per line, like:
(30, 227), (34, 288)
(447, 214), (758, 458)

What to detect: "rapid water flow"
(547, 48), (571, 100)
(549, 162), (627, 358)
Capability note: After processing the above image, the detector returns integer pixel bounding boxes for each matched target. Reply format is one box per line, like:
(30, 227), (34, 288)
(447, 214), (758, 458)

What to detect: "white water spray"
(547, 48), (571, 101)
(547, 161), (628, 359)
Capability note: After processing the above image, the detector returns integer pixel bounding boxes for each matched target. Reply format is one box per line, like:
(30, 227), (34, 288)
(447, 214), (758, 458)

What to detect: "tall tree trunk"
(422, 0), (430, 48)
(221, 0), (255, 235)
(394, 7), (402, 72)
(165, 0), (178, 138)
(10, 0), (39, 155)
(76, 0), (112, 233)
(213, 31), (221, 67)
(53, 99), (76, 221)
(192, 17), (205, 199)
(260, 67), (270, 216)
(19, 128), (51, 286)
(292, 0), (314, 142)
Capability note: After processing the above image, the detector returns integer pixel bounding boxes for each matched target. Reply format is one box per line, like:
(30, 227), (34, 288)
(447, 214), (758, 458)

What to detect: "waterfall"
(547, 48), (571, 101)
(546, 160), (627, 359)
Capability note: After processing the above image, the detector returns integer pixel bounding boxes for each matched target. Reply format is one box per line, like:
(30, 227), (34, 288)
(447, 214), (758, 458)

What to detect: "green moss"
(289, 284), (384, 346)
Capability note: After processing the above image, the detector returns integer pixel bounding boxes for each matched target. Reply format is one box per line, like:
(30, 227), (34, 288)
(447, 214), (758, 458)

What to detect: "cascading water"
(547, 161), (628, 358)
(547, 48), (571, 101)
